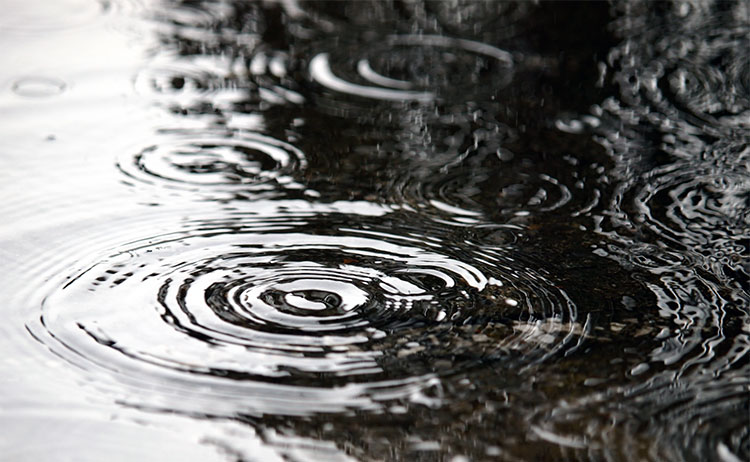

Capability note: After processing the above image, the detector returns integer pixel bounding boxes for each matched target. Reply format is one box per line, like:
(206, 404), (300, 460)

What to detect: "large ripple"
(309, 34), (513, 105)
(30, 212), (579, 417)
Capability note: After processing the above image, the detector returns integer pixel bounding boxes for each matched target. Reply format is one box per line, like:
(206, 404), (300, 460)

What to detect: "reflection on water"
(118, 128), (309, 201)
(33, 209), (580, 417)
(309, 34), (514, 102)
(0, 1), (747, 461)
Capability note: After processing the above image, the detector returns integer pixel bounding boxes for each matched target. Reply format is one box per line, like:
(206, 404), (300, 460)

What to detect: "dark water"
(0, 1), (748, 461)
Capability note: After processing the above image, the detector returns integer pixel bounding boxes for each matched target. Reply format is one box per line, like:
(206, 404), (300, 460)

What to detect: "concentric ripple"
(630, 151), (750, 251)
(592, 141), (750, 392)
(31, 213), (579, 417)
(309, 34), (513, 103)
(602, 140), (750, 289)
(662, 31), (750, 123)
(117, 129), (307, 201)
(133, 54), (246, 106)
(606, 1), (750, 132)
(390, 142), (605, 222)
(529, 369), (750, 462)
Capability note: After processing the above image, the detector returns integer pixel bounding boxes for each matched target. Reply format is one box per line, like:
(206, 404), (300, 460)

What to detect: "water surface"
(0, 1), (748, 461)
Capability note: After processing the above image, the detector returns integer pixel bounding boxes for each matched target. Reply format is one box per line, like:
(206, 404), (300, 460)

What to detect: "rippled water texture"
(1, 1), (748, 461)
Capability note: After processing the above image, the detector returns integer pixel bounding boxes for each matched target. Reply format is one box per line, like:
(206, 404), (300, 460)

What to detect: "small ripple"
(11, 76), (67, 98)
(139, 1), (308, 111)
(587, 5), (750, 404)
(529, 370), (750, 462)
(309, 34), (513, 104)
(663, 32), (750, 123)
(134, 51), (304, 112)
(147, 0), (243, 46)
(605, 1), (750, 132)
(117, 128), (308, 202)
(297, 104), (605, 223)
(602, 140), (749, 285)
(133, 54), (246, 106)
(592, 141), (750, 392)
(28, 212), (579, 417)
(390, 144), (604, 222)
(636, 163), (749, 248)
